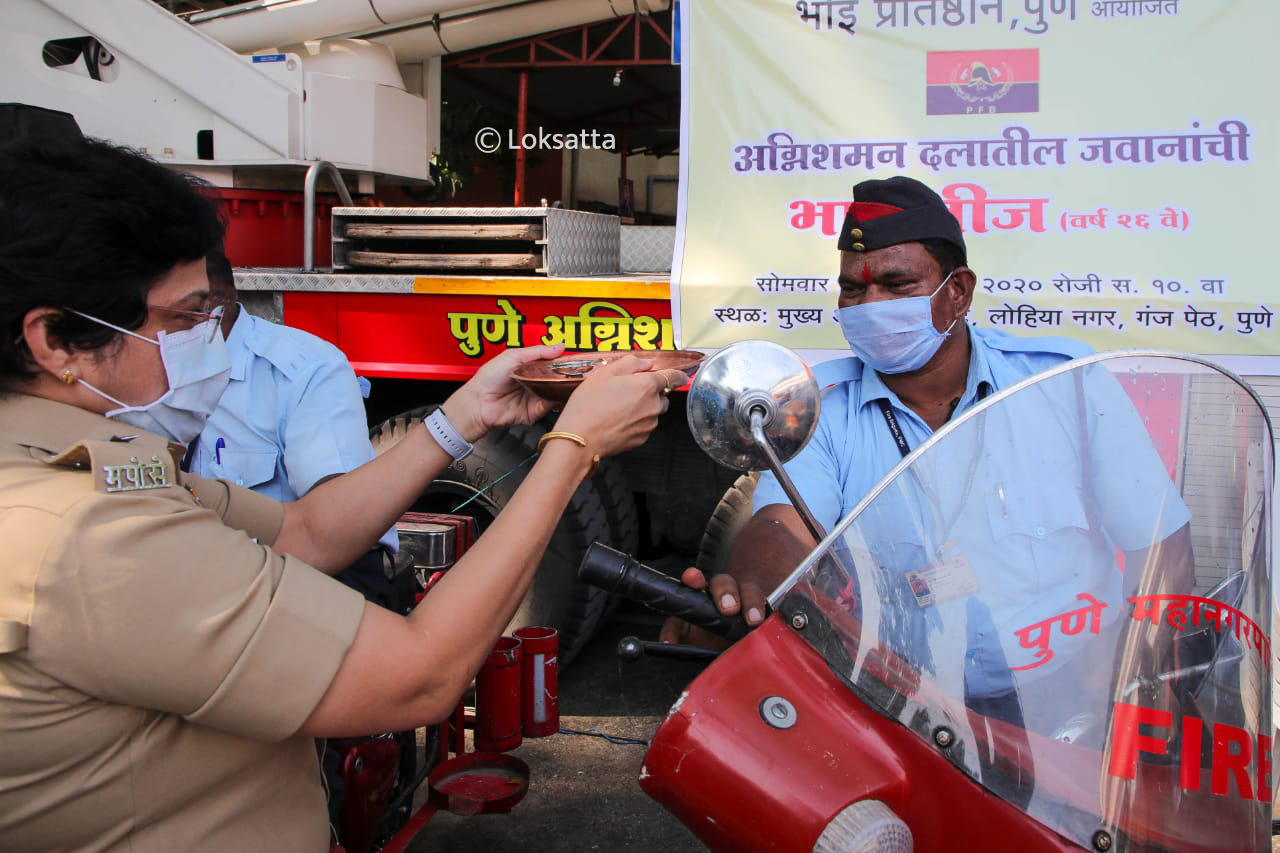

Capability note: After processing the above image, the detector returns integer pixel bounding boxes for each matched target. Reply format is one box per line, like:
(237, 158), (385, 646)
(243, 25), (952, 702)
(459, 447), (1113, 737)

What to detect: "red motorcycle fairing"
(640, 615), (1079, 852)
(642, 353), (1273, 853)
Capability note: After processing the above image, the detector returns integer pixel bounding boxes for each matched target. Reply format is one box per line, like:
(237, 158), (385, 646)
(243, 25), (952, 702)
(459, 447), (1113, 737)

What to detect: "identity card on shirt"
(905, 555), (979, 607)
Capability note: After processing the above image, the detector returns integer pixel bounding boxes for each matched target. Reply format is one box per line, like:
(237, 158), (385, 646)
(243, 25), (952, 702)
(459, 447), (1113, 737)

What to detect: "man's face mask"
(835, 269), (958, 374)
(66, 305), (231, 445)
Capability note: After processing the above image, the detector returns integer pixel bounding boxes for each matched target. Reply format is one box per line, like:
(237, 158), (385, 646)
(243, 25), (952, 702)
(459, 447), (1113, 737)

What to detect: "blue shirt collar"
(223, 303), (252, 382)
(958, 325), (997, 408)
(853, 324), (995, 415)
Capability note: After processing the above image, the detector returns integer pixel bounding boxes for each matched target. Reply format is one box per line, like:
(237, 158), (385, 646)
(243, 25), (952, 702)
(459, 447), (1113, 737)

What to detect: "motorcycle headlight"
(813, 799), (913, 853)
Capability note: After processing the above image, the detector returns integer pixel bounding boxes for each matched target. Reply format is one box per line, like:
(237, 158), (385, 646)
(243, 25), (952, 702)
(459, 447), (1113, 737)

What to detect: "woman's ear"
(20, 307), (76, 377)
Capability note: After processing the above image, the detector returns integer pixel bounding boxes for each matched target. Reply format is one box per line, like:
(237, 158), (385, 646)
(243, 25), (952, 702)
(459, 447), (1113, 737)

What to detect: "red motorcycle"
(584, 345), (1275, 852)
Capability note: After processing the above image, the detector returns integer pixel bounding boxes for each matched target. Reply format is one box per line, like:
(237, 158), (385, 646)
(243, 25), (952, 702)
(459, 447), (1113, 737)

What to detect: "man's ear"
(949, 266), (977, 315)
(20, 307), (77, 376)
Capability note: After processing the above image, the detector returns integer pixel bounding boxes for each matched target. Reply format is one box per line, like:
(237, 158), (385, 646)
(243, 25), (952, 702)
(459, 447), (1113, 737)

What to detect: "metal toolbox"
(332, 206), (621, 276)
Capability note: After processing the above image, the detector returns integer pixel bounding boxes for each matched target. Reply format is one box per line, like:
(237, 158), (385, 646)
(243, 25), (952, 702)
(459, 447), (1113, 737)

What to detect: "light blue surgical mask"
(65, 307), (231, 445)
(835, 270), (958, 374)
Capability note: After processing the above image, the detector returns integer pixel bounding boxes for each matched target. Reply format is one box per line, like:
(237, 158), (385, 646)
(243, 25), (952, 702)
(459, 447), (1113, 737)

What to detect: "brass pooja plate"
(512, 349), (705, 403)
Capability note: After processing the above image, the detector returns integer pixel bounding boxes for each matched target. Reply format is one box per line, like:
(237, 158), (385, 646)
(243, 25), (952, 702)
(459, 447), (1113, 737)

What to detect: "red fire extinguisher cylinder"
(513, 626), (559, 737)
(474, 636), (523, 753)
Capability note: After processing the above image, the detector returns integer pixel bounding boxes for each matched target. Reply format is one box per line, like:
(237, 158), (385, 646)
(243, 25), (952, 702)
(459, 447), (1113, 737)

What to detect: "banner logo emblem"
(927, 49), (1040, 115)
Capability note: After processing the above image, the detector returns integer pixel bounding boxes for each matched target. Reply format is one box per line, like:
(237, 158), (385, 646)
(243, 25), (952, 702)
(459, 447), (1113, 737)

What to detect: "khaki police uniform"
(0, 394), (365, 852)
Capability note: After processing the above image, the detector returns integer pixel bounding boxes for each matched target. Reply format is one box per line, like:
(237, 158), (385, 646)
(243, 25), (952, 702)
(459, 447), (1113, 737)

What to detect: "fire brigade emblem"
(926, 49), (1039, 115)
(948, 59), (1014, 107)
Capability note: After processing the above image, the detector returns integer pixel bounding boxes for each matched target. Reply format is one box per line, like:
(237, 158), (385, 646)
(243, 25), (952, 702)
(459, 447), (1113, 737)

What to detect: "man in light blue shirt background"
(191, 252), (398, 601)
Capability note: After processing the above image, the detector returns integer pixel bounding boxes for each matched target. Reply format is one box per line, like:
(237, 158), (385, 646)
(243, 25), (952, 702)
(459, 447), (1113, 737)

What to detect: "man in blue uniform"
(660, 176), (1192, 803)
(190, 252), (398, 606)
(662, 175), (1134, 633)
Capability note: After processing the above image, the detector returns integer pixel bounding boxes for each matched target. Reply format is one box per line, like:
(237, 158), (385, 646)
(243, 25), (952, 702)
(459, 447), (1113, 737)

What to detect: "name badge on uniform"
(906, 555), (979, 608)
(102, 455), (171, 492)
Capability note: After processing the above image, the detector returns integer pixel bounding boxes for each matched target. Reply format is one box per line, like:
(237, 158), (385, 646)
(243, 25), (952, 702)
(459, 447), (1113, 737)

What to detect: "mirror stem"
(749, 408), (828, 545)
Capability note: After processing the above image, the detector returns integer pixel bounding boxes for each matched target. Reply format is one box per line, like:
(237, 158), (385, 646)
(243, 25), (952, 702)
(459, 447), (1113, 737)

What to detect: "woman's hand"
(441, 345), (567, 441)
(443, 348), (688, 453)
(553, 355), (688, 459)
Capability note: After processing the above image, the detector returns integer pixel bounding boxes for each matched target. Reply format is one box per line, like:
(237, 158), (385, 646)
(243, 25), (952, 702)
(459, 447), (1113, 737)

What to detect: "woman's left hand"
(443, 345), (606, 441)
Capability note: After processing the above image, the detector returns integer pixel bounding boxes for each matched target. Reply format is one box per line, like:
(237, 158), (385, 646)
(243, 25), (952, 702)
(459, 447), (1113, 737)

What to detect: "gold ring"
(660, 371), (672, 396)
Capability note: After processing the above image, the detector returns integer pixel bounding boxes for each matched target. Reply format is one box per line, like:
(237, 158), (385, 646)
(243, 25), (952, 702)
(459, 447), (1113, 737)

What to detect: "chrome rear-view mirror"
(686, 340), (826, 542)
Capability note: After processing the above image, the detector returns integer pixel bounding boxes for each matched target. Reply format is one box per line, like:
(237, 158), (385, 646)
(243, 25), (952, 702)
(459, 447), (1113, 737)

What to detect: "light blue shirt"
(192, 308), (397, 551)
(755, 326), (1094, 527)
(755, 326), (1189, 696)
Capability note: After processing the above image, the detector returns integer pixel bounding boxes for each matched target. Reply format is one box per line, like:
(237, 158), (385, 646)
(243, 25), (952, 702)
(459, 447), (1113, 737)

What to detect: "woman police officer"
(0, 137), (685, 851)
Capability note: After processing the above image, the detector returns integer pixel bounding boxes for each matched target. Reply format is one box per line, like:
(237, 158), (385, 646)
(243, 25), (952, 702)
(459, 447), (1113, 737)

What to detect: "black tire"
(582, 454), (640, 626)
(369, 407), (624, 664)
(694, 471), (760, 578)
(589, 455), (640, 556)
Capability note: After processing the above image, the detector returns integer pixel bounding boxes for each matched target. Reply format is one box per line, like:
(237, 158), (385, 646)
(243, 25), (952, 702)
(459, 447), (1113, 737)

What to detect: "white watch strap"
(423, 407), (474, 461)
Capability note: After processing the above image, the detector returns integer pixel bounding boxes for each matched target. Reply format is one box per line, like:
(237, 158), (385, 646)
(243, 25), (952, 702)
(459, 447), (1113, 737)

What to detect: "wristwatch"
(423, 407), (474, 461)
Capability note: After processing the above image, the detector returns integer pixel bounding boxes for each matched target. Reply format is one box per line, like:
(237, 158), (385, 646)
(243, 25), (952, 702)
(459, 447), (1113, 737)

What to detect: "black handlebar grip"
(578, 542), (751, 641)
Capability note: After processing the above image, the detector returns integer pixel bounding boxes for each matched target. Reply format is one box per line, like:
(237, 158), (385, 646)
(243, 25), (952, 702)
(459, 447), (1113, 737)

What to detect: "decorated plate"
(512, 349), (705, 403)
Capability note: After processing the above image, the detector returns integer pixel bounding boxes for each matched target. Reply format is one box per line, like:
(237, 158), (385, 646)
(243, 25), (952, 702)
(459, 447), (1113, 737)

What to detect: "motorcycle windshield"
(773, 353), (1274, 851)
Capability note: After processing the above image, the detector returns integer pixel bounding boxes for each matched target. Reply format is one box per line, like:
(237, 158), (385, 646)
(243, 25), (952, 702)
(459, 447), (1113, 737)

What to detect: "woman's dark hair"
(0, 136), (224, 381)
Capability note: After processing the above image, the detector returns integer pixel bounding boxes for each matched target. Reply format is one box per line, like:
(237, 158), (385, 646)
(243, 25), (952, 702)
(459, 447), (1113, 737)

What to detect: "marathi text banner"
(672, 1), (1278, 360)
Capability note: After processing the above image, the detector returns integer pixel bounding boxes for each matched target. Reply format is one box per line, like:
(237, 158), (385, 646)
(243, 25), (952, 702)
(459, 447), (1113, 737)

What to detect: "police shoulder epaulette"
(45, 439), (179, 494)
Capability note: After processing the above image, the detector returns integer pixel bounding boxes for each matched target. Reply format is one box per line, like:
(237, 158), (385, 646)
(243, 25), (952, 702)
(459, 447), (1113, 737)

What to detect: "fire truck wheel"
(369, 408), (630, 665)
(579, 450), (640, 628)
(694, 471), (760, 578)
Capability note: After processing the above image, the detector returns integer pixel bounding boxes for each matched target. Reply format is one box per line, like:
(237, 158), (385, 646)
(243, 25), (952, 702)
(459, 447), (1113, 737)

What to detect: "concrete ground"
(404, 608), (710, 852)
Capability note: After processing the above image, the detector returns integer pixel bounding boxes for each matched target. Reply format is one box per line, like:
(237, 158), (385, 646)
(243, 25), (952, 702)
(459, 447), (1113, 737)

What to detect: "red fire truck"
(7, 0), (712, 660)
(233, 213), (728, 661)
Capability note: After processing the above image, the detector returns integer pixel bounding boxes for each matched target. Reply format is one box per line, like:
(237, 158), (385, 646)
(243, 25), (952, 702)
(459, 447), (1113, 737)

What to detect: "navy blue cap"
(837, 176), (966, 264)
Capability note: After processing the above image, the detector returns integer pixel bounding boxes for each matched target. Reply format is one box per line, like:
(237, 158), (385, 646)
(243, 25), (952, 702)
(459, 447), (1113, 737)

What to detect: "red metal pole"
(618, 127), (630, 219)
(619, 126), (628, 181)
(514, 70), (528, 205)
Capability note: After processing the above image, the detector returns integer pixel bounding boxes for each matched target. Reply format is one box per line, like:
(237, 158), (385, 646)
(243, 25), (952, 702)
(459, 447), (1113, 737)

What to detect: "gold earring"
(61, 369), (76, 385)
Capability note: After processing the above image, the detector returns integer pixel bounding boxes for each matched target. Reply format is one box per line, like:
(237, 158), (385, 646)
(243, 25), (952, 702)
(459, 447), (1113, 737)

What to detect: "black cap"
(0, 103), (83, 145)
(837, 176), (966, 264)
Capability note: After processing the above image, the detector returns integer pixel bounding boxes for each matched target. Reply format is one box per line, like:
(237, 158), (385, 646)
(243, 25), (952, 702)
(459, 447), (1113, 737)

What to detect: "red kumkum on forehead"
(861, 263), (872, 284)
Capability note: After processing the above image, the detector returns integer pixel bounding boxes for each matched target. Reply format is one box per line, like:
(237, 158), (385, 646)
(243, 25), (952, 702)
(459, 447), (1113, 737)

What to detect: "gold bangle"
(536, 431), (599, 479)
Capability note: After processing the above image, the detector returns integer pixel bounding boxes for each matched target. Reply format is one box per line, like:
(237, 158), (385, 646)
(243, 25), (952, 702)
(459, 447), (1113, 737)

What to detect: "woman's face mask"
(835, 269), (958, 374)
(65, 306), (231, 445)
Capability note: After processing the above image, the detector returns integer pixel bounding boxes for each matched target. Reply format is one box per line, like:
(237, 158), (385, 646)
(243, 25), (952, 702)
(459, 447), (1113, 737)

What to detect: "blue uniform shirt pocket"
(985, 478), (1095, 603)
(209, 448), (279, 490)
